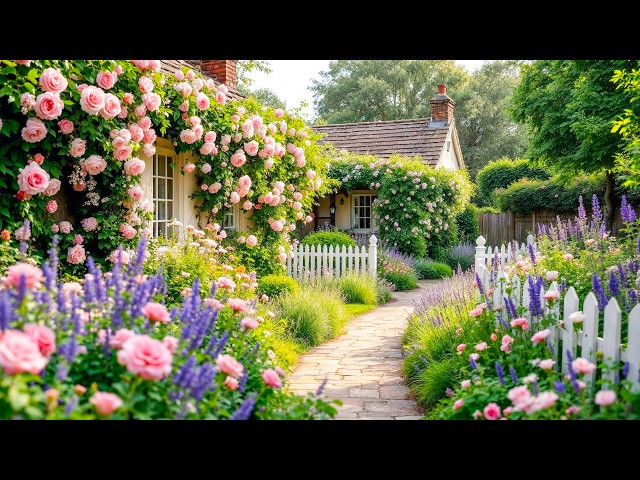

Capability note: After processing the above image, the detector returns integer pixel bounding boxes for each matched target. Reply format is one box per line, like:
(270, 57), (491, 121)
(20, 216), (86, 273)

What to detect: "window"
(222, 205), (237, 231)
(352, 194), (377, 231)
(152, 153), (175, 237)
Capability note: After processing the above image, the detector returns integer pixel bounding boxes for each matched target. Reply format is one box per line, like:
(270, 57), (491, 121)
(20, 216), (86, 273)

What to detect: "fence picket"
(562, 287), (580, 373)
(602, 298), (622, 387)
(546, 281), (560, 361)
(581, 292), (599, 385)
(627, 305), (640, 391)
(341, 245), (347, 276)
(309, 244), (316, 277)
(511, 275), (521, 308)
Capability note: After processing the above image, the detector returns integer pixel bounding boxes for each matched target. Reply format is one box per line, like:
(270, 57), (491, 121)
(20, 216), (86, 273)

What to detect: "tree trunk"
(604, 169), (616, 231)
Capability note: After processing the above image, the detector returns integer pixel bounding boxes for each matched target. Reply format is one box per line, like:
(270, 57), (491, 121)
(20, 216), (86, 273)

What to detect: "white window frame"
(152, 151), (177, 238)
(351, 193), (377, 233)
(222, 204), (239, 231)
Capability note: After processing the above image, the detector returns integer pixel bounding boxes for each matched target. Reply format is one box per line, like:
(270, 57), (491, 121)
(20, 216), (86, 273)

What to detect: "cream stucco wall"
(335, 192), (351, 230)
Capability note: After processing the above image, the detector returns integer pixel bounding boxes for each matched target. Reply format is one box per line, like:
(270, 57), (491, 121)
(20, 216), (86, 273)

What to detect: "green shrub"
(301, 231), (356, 248)
(414, 259), (453, 279)
(258, 274), (299, 299)
(336, 273), (378, 305)
(382, 271), (418, 290)
(477, 206), (500, 214)
(455, 204), (479, 243)
(444, 242), (475, 272)
(475, 158), (551, 207)
(376, 277), (394, 304)
(408, 356), (458, 410)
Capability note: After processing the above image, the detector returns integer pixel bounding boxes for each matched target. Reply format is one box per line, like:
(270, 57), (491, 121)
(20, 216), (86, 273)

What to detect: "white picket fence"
(475, 254), (640, 391)
(287, 235), (378, 280)
(474, 234), (536, 273)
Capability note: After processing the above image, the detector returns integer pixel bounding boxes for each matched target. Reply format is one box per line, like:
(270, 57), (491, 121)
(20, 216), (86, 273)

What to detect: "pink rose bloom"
(73, 234), (83, 245)
(108, 249), (131, 264)
(545, 271), (559, 281)
(490, 333), (498, 342)
(128, 124), (144, 143)
(21, 92), (36, 109)
(244, 140), (259, 156)
(262, 368), (282, 389)
(142, 128), (157, 144)
(124, 158), (145, 176)
(141, 302), (171, 324)
(483, 403), (501, 420)
(531, 329), (551, 345)
(138, 76), (154, 94)
(508, 385), (531, 405)
(59, 221), (72, 234)
(142, 143), (156, 157)
(195, 92), (210, 110)
(39, 67), (68, 93)
(453, 398), (464, 410)
(227, 298), (248, 312)
(81, 155), (107, 175)
(571, 357), (596, 375)
(117, 334), (173, 381)
(242, 200), (253, 211)
(230, 191), (240, 204)
(467, 306), (482, 317)
(240, 317), (259, 330)
(123, 92), (135, 104)
(200, 184), (209, 191)
(469, 353), (480, 362)
(456, 343), (466, 355)
(43, 178), (61, 197)
(530, 391), (559, 413)
(128, 185), (143, 201)
(224, 376), (239, 390)
(100, 93), (122, 118)
(204, 298), (224, 310)
(216, 276), (236, 290)
(292, 191), (303, 201)
(137, 116), (152, 131)
(261, 157), (274, 170)
(96, 71), (117, 89)
(180, 129), (197, 144)
(121, 224), (137, 239)
(67, 244), (86, 265)
(21, 117), (48, 143)
(81, 217), (98, 231)
(244, 235), (258, 247)
(216, 91), (226, 104)
(46, 200), (58, 214)
(114, 145), (133, 161)
(23, 323), (56, 357)
(274, 108), (284, 118)
(595, 390), (617, 407)
(200, 163), (212, 175)
(241, 119), (254, 138)
(271, 221), (284, 232)
(181, 163), (196, 174)
(510, 317), (529, 330)
(544, 290), (559, 301)
(204, 131), (217, 143)
(230, 151), (246, 167)
(305, 169), (316, 179)
(80, 86), (106, 115)
(565, 405), (580, 416)
(51, 224), (59, 233)
(563, 253), (574, 261)
(193, 124), (204, 139)
(134, 60), (149, 70)
(58, 119), (74, 134)
(217, 354), (244, 378)
(69, 138), (87, 158)
(35, 92), (64, 120)
(148, 60), (160, 71)
(142, 92), (161, 112)
(162, 336), (178, 354)
(200, 142), (215, 155)
(568, 311), (585, 324)
(538, 359), (556, 371)
(109, 328), (136, 349)
(475, 341), (488, 351)
(90, 391), (123, 417)
(134, 104), (147, 117)
(221, 134), (231, 145)
(0, 329), (48, 375)
(17, 162), (49, 195)
(461, 379), (472, 390)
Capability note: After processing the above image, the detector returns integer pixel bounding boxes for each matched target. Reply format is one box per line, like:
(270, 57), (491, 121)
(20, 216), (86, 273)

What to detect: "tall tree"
(248, 88), (287, 109)
(512, 60), (640, 228)
(236, 60), (272, 94)
(455, 61), (529, 178)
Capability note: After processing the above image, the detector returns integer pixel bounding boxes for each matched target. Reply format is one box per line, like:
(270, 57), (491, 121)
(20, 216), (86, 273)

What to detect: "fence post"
(475, 236), (486, 274)
(368, 235), (377, 277)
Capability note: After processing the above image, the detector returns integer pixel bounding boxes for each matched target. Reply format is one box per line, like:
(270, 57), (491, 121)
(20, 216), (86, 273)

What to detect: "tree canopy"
(247, 88), (287, 110)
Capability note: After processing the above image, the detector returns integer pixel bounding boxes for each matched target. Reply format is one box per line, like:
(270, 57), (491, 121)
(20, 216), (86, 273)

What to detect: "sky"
(247, 60), (490, 120)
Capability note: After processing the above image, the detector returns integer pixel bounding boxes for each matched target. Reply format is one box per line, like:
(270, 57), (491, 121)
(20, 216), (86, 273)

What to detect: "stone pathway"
(287, 279), (442, 420)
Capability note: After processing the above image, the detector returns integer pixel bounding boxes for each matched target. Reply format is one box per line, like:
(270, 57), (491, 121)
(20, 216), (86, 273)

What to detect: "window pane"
(158, 201), (166, 220)
(158, 155), (166, 176)
(167, 201), (173, 219)
(158, 179), (166, 199)
(167, 179), (173, 200)
(153, 156), (156, 175)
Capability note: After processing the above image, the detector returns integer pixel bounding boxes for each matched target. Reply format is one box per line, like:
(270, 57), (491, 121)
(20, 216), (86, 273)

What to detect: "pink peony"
(117, 334), (173, 381)
(453, 398), (464, 410)
(100, 93), (122, 118)
(81, 217), (98, 231)
(35, 92), (64, 120)
(227, 298), (248, 312)
(531, 329), (551, 345)
(90, 392), (123, 417)
(261, 368), (282, 389)
(17, 162), (49, 195)
(46, 200), (58, 213)
(23, 323), (56, 357)
(595, 390), (616, 407)
(58, 119), (74, 134)
(21, 117), (48, 143)
(67, 244), (86, 265)
(0, 330), (48, 375)
(80, 86), (106, 115)
(127, 185), (143, 201)
(240, 317), (259, 330)
(246, 235), (257, 247)
(224, 376), (239, 390)
(141, 302), (171, 324)
(81, 155), (107, 175)
(142, 93), (161, 112)
(483, 403), (501, 420)
(138, 76), (154, 94)
(109, 328), (136, 349)
(96, 71), (116, 89)
(571, 357), (596, 375)
(217, 354), (244, 378)
(39, 68), (68, 94)
(124, 158), (145, 176)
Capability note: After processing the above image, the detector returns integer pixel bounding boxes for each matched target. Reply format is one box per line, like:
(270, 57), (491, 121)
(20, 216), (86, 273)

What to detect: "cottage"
(310, 84), (465, 234)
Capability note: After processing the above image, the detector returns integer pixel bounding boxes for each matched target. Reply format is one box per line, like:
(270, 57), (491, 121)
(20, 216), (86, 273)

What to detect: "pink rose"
(244, 140), (259, 156)
(81, 217), (98, 231)
(543, 290), (559, 301)
(468, 307), (483, 317)
(141, 302), (171, 324)
(224, 376), (239, 390)
(510, 317), (529, 330)
(221, 134), (231, 145)
(114, 145), (133, 161)
(183, 163), (196, 173)
(96, 71), (116, 89)
(44, 178), (61, 197)
(453, 398), (464, 410)
(117, 334), (173, 381)
(21, 117), (48, 143)
(142, 128), (157, 144)
(39, 68), (68, 94)
(46, 200), (58, 213)
(17, 162), (49, 195)
(456, 344), (466, 355)
(128, 124), (144, 143)
(80, 86), (106, 115)
(121, 92), (134, 104)
(595, 390), (616, 407)
(174, 70), (185, 81)
(137, 116), (152, 131)
(208, 182), (221, 193)
(67, 244), (86, 265)
(143, 143), (155, 157)
(274, 108), (284, 118)
(242, 200), (253, 211)
(148, 60), (160, 71)
(90, 392), (123, 417)
(108, 249), (131, 264)
(469, 353), (479, 361)
(230, 151), (246, 167)
(73, 234), (83, 245)
(195, 92), (210, 110)
(121, 224), (136, 239)
(138, 76), (154, 94)
(69, 138), (87, 158)
(538, 359), (555, 371)
(124, 157), (145, 177)
(201, 163), (212, 174)
(81, 155), (107, 175)
(571, 357), (596, 375)
(244, 235), (258, 247)
(461, 379), (471, 389)
(530, 391), (559, 412)
(178, 101), (189, 112)
(483, 403), (501, 420)
(508, 385), (531, 406)
(200, 142), (215, 155)
(204, 298), (224, 310)
(563, 253), (574, 261)
(240, 317), (259, 330)
(216, 91), (226, 104)
(109, 328), (136, 349)
(230, 191), (241, 204)
(35, 92), (64, 120)
(127, 185), (143, 201)
(0, 330), (48, 375)
(193, 124), (204, 139)
(241, 119), (254, 138)
(20, 92), (35, 109)
(264, 158), (274, 169)
(545, 271), (559, 281)
(531, 329), (551, 345)
(23, 323), (56, 357)
(134, 104), (147, 117)
(217, 354), (244, 378)
(100, 93), (121, 118)
(227, 298), (248, 312)
(179, 129), (197, 144)
(474, 341), (488, 351)
(568, 311), (586, 324)
(51, 224), (59, 233)
(261, 368), (282, 389)
(58, 119), (74, 134)
(142, 92), (161, 112)
(59, 221), (72, 234)
(204, 131), (217, 143)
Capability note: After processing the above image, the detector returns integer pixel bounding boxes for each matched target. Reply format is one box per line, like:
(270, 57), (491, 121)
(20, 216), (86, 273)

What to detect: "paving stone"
(348, 388), (380, 399)
(394, 416), (424, 420)
(380, 385), (411, 399)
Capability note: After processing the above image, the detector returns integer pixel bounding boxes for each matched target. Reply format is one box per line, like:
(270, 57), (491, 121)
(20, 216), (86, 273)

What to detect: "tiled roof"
(159, 60), (244, 101)
(312, 118), (452, 166)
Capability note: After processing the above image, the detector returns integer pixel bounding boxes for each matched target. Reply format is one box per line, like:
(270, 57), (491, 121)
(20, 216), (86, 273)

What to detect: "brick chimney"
(429, 83), (455, 125)
(200, 60), (237, 90)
